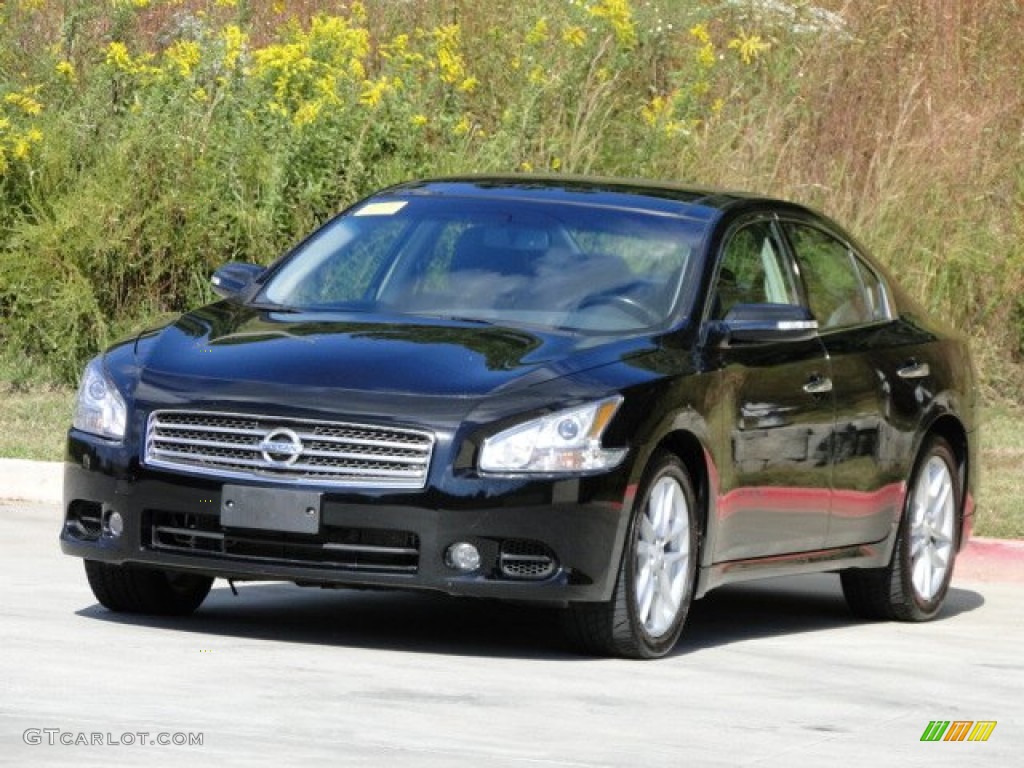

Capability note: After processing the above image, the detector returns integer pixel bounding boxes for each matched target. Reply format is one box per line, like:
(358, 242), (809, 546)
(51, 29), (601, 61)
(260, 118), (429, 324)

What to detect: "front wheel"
(84, 560), (213, 616)
(841, 436), (960, 621)
(566, 453), (698, 658)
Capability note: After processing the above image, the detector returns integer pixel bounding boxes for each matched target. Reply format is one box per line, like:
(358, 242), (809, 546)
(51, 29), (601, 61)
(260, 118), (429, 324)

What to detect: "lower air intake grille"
(145, 510), (419, 574)
(65, 500), (103, 542)
(499, 539), (557, 580)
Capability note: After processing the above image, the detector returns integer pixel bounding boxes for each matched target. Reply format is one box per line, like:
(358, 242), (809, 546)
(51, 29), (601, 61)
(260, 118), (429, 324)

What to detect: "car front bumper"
(60, 443), (632, 604)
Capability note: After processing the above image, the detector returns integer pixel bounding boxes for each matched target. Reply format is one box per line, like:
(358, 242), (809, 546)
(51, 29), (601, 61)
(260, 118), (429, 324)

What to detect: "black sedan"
(61, 176), (976, 658)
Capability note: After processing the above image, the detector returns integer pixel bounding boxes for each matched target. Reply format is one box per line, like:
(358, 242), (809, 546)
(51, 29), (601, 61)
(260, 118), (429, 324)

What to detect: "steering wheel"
(575, 291), (661, 325)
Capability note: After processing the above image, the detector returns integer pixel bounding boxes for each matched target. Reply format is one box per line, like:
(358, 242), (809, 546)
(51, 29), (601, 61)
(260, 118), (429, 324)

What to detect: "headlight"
(72, 358), (127, 441)
(479, 396), (626, 474)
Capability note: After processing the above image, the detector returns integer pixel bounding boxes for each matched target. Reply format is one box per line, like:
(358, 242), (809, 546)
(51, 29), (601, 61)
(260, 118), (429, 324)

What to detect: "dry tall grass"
(687, 0), (1024, 396)
(0, 0), (1021, 396)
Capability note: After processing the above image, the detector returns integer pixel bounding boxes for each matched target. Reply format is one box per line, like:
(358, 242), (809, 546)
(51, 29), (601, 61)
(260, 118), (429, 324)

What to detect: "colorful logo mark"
(921, 721), (997, 742)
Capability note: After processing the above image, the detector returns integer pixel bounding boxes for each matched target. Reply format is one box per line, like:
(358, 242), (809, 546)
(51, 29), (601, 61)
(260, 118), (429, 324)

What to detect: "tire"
(841, 436), (960, 621)
(84, 560), (213, 616)
(566, 453), (699, 659)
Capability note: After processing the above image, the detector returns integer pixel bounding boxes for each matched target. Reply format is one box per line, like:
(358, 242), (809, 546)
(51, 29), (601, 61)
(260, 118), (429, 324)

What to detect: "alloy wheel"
(908, 455), (955, 601)
(634, 475), (692, 638)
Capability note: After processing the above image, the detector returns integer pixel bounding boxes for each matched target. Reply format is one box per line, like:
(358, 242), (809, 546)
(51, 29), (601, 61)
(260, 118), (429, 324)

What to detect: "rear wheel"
(84, 560), (213, 616)
(841, 437), (960, 621)
(566, 454), (698, 658)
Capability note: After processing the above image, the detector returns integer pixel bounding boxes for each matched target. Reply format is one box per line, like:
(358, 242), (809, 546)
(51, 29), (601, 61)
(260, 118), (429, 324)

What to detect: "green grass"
(977, 404), (1024, 539)
(0, 386), (73, 461)
(2, 385), (1018, 539)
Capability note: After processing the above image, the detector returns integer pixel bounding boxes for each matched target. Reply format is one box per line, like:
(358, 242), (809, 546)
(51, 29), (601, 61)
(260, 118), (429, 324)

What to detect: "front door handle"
(897, 360), (930, 380)
(802, 375), (833, 395)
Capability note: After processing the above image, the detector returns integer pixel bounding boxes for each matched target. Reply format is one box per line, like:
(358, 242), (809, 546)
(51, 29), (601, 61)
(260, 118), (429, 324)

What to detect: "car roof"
(378, 175), (817, 222)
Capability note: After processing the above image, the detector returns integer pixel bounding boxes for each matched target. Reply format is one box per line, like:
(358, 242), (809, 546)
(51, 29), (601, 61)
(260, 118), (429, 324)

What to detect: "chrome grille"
(145, 410), (434, 489)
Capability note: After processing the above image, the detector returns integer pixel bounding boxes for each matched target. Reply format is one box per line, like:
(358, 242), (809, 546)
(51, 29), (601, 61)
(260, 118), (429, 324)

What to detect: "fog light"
(103, 510), (124, 538)
(445, 542), (481, 572)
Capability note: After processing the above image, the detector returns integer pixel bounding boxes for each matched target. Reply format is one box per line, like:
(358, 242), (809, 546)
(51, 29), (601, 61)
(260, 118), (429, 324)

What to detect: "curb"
(0, 458), (62, 504)
(953, 536), (1024, 582)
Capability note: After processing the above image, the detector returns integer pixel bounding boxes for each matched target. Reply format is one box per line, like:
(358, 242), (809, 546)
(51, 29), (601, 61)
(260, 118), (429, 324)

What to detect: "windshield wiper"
(245, 300), (301, 313)
(405, 312), (497, 326)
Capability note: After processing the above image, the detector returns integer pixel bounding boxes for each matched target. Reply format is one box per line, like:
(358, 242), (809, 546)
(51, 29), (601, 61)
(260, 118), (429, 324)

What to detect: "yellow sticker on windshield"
(353, 201), (408, 216)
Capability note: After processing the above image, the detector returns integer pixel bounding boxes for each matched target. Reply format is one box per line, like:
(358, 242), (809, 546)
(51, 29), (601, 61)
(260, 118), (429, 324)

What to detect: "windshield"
(258, 196), (705, 333)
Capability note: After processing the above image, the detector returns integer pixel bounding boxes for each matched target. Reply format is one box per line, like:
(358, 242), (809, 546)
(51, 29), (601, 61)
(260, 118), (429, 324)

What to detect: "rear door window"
(784, 223), (892, 329)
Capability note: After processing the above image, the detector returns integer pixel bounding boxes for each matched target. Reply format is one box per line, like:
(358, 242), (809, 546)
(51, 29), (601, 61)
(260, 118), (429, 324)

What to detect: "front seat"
(449, 225), (548, 276)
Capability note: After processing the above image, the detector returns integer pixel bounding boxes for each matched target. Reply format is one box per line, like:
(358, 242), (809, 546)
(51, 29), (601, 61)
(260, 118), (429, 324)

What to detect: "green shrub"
(0, 0), (1021, 398)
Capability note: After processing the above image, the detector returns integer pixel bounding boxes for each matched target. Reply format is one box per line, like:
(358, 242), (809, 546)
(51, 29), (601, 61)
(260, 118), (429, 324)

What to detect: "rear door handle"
(802, 375), (833, 395)
(897, 361), (930, 380)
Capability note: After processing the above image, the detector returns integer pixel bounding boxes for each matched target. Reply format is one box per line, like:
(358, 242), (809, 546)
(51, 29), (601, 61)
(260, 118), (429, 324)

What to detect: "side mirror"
(211, 262), (264, 299)
(712, 303), (818, 345)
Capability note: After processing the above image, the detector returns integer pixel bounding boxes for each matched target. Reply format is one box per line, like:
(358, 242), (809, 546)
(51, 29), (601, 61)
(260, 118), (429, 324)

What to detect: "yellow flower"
(662, 120), (688, 138)
(165, 40), (202, 78)
(359, 78), (390, 107)
(527, 65), (546, 86)
(215, 0), (238, 7)
(519, 161), (533, 172)
(252, 15), (370, 116)
(191, 87), (208, 102)
(587, 0), (636, 48)
(380, 33), (409, 60)
(526, 18), (549, 46)
(689, 23), (711, 46)
(221, 24), (247, 71)
(434, 24), (466, 85)
(696, 41), (715, 69)
(56, 60), (77, 81)
(458, 77), (478, 93)
(292, 100), (322, 126)
(106, 41), (135, 73)
(411, 114), (428, 127)
(641, 93), (671, 127)
(562, 26), (587, 48)
(4, 90), (43, 116)
(728, 31), (771, 65)
(453, 115), (472, 136)
(550, 157), (562, 171)
(12, 136), (31, 160)
(315, 74), (339, 101)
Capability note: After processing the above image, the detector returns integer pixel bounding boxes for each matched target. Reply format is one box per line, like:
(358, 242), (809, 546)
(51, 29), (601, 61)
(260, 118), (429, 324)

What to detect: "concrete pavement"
(1, 492), (1021, 766)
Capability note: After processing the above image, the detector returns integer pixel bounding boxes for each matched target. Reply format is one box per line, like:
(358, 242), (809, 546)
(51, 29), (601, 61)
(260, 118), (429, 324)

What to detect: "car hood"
(136, 302), (652, 399)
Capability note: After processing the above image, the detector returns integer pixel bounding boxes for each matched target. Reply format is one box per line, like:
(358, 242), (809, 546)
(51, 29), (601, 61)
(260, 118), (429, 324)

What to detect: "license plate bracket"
(220, 485), (322, 534)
